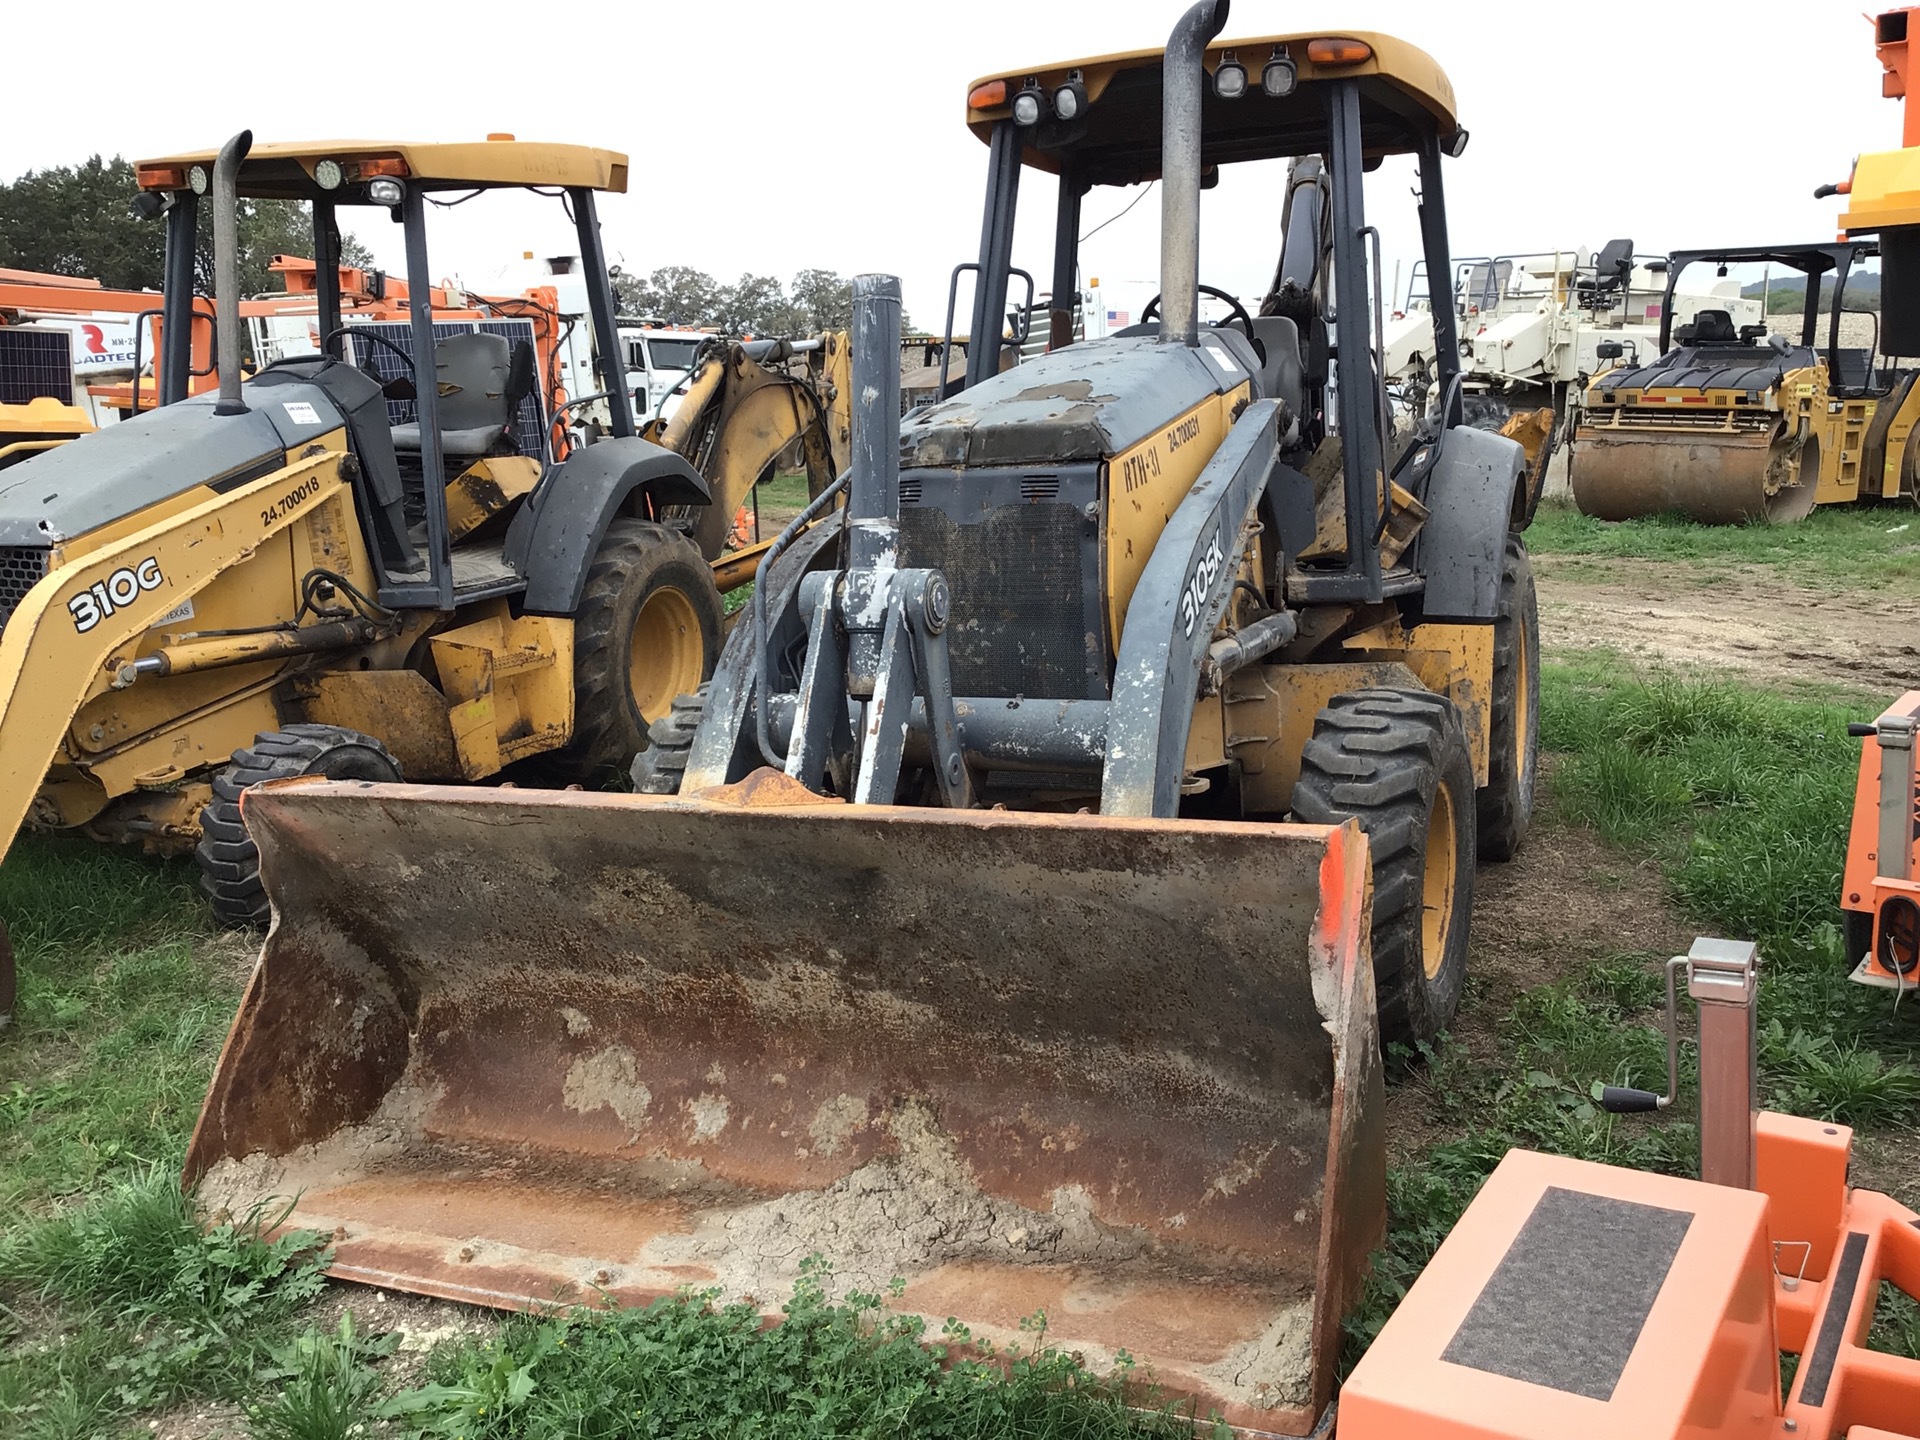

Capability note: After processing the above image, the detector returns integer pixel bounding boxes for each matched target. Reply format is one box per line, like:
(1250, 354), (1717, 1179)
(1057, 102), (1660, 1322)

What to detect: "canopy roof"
(965, 31), (1458, 185)
(134, 139), (628, 198)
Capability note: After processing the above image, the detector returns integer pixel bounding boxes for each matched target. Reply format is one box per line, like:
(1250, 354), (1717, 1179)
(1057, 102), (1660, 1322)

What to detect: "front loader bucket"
(187, 773), (1384, 1434)
(1570, 425), (1818, 523)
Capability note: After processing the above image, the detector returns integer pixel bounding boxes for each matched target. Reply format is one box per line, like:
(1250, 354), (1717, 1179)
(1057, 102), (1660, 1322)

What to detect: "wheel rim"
(1514, 619), (1533, 782)
(627, 587), (703, 723)
(1421, 780), (1460, 979)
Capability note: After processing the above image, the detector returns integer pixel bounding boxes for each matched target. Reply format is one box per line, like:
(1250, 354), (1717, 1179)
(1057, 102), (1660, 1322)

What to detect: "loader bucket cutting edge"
(186, 774), (1385, 1433)
(1570, 427), (1817, 524)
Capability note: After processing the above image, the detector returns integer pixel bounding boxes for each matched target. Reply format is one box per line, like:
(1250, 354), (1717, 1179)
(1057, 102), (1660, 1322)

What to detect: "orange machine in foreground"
(1843, 692), (1920, 988)
(1343, 938), (1920, 1440)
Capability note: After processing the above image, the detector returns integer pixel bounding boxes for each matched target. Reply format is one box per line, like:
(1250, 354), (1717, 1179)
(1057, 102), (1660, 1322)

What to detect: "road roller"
(1570, 242), (1916, 524)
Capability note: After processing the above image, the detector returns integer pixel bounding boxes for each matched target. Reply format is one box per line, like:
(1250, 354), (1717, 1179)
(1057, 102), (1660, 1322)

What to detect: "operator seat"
(392, 331), (535, 459)
(1688, 309), (1740, 346)
(1248, 315), (1307, 422)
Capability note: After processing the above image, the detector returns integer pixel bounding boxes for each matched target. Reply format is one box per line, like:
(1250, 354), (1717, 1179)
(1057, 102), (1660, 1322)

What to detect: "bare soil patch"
(1535, 554), (1920, 695)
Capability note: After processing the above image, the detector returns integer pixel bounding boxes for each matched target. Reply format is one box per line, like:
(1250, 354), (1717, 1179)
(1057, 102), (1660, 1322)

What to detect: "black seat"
(1689, 309), (1739, 346)
(392, 332), (534, 459)
(1248, 315), (1306, 420)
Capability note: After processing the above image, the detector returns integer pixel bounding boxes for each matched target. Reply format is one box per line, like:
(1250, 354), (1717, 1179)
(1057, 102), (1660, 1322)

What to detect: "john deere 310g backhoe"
(186, 5), (1539, 1433)
(0, 138), (856, 961)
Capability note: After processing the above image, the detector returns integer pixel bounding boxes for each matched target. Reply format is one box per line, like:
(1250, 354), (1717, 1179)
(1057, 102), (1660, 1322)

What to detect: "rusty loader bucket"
(187, 774), (1385, 1433)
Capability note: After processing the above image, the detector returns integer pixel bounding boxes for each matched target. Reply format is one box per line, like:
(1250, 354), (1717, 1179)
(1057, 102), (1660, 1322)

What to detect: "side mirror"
(1595, 340), (1624, 360)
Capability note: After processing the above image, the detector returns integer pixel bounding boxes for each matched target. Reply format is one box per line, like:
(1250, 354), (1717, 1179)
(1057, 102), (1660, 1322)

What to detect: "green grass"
(754, 470), (811, 510)
(1527, 497), (1920, 591)
(0, 839), (238, 1215)
(0, 1169), (332, 1437)
(386, 1261), (1223, 1440)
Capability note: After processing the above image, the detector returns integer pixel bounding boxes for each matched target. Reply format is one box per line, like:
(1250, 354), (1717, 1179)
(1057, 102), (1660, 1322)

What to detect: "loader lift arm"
(0, 447), (353, 867)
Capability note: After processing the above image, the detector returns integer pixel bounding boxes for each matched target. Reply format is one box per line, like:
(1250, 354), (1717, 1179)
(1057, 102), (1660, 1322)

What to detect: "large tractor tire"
(1476, 535), (1540, 861)
(550, 520), (725, 782)
(197, 725), (403, 928)
(1292, 687), (1476, 1047)
(630, 685), (709, 795)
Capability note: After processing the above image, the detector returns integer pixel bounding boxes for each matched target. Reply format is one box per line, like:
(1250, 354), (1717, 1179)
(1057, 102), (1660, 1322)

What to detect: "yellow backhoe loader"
(0, 140), (851, 949)
(1570, 242), (1908, 524)
(187, 6), (1538, 1433)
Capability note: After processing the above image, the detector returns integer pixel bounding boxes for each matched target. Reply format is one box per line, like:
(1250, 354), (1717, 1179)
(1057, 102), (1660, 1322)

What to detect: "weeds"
(247, 1313), (396, 1440)
(0, 1168), (330, 1434)
(387, 1259), (1226, 1440)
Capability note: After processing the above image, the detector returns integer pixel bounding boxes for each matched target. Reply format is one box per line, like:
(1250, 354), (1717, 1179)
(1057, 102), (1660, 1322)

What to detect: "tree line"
(0, 155), (373, 299)
(0, 156), (889, 341)
(613, 265), (911, 338)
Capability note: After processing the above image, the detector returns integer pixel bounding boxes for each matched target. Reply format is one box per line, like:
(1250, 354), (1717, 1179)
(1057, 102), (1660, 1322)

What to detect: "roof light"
(188, 165), (209, 196)
(135, 164), (186, 191)
(353, 157), (409, 180)
(1213, 51), (1248, 99)
(1443, 128), (1470, 158)
(1053, 71), (1088, 122)
(314, 159), (343, 191)
(367, 178), (405, 207)
(1262, 48), (1298, 97)
(1012, 83), (1044, 127)
(487, 132), (516, 142)
(1306, 37), (1373, 65)
(968, 80), (1008, 110)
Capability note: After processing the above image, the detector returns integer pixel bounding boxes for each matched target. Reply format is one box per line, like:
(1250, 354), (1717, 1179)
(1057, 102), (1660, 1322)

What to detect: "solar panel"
(0, 328), (75, 406)
(343, 319), (546, 457)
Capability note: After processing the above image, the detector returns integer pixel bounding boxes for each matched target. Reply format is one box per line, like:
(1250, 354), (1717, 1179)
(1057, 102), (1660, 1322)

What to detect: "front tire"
(1292, 688), (1476, 1046)
(197, 725), (402, 928)
(551, 519), (725, 782)
(1477, 535), (1540, 861)
(630, 685), (709, 795)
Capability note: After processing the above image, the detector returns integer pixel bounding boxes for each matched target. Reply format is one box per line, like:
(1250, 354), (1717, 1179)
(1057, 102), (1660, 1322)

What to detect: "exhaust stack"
(211, 130), (252, 416)
(1158, 0), (1230, 347)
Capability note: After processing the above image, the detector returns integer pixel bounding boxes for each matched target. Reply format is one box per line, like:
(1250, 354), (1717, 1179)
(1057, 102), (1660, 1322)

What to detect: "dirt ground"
(1535, 553), (1920, 696)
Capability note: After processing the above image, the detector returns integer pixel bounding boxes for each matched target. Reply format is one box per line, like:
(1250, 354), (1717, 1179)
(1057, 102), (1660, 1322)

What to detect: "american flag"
(1107, 309), (1130, 325)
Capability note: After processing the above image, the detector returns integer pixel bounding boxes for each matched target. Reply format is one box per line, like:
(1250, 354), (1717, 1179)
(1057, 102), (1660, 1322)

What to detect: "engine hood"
(0, 381), (347, 548)
(900, 333), (1251, 469)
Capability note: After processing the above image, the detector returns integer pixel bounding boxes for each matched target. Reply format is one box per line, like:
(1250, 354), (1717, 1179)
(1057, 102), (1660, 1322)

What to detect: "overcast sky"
(3, 0), (1893, 327)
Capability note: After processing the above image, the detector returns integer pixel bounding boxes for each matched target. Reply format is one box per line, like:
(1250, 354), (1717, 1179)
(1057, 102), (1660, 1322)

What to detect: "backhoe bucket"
(187, 773), (1385, 1434)
(1570, 426), (1819, 523)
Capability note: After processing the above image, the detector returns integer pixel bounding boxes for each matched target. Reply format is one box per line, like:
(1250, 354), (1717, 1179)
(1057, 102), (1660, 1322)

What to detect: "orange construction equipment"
(1842, 691), (1920, 988)
(0, 267), (217, 419)
(1343, 937), (1920, 1440)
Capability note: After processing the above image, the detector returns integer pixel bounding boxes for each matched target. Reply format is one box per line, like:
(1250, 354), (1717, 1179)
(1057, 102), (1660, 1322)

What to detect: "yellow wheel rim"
(1421, 780), (1460, 979)
(627, 587), (703, 723)
(1513, 624), (1532, 782)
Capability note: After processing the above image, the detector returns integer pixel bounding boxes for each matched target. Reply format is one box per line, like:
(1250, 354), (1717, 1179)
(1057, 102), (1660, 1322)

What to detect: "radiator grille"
(0, 545), (50, 637)
(898, 502), (1092, 699)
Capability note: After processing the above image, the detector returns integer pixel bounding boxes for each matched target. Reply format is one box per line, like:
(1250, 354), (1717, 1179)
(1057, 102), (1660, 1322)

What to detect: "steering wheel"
(319, 326), (421, 397)
(1141, 285), (1265, 365)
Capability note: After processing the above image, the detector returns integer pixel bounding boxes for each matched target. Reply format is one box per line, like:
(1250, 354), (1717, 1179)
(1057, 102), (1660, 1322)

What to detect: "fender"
(1101, 399), (1281, 818)
(1413, 424), (1528, 622)
(504, 437), (711, 615)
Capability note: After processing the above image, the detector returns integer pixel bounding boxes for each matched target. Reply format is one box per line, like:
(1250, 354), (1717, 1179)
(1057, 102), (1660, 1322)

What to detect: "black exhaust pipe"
(211, 130), (252, 416)
(1159, 0), (1230, 348)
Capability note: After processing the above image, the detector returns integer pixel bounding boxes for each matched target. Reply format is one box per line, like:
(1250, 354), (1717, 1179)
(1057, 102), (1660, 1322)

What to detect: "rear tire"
(1292, 688), (1476, 1047)
(550, 519), (724, 782)
(1476, 535), (1540, 861)
(197, 725), (402, 929)
(630, 685), (709, 795)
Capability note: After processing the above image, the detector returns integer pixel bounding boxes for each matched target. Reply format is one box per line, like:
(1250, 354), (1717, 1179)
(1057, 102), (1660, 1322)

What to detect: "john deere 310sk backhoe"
(187, 6), (1539, 1433)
